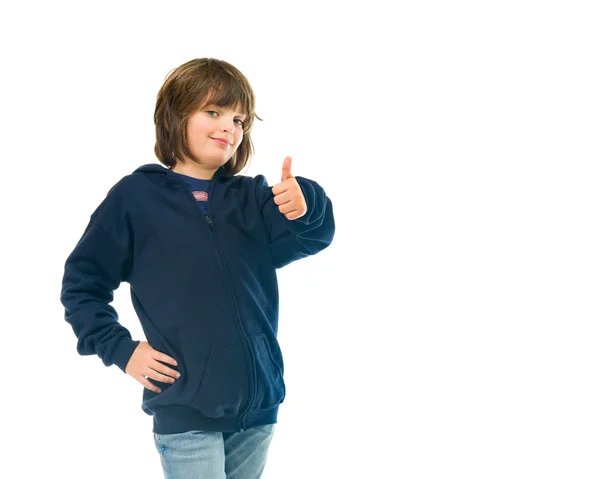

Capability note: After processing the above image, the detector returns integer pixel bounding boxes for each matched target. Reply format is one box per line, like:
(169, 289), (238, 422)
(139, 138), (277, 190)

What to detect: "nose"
(221, 116), (235, 133)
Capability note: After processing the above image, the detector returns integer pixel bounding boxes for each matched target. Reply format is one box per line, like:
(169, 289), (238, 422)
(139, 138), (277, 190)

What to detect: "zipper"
(181, 176), (257, 431)
(204, 212), (257, 430)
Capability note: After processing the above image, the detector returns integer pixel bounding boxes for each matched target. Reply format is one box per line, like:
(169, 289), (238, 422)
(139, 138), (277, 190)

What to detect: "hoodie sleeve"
(254, 174), (335, 269)
(60, 181), (140, 373)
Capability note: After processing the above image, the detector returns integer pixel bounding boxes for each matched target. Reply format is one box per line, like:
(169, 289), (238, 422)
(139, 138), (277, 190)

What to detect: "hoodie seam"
(91, 216), (130, 259)
(252, 175), (277, 268)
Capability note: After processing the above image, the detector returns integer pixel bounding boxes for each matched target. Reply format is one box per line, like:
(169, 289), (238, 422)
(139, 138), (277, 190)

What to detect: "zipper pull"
(205, 214), (214, 227)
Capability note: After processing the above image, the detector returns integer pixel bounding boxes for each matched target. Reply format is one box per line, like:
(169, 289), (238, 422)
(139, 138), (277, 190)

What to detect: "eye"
(207, 109), (245, 127)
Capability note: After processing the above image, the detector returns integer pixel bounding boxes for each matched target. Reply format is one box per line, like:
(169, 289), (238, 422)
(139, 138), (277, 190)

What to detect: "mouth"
(211, 138), (231, 147)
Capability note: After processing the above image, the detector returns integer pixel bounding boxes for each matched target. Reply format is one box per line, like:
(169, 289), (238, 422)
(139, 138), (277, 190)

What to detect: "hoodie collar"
(133, 163), (226, 187)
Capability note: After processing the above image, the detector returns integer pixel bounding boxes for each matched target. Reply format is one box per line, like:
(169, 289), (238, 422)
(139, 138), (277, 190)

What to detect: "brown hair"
(153, 58), (262, 176)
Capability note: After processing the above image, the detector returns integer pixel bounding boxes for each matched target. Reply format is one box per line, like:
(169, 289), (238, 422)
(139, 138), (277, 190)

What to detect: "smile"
(211, 138), (230, 147)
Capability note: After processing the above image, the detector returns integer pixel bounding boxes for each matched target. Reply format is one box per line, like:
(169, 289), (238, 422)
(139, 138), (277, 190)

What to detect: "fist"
(271, 156), (307, 220)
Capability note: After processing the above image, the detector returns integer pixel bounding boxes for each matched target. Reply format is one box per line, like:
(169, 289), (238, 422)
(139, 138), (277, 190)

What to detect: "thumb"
(281, 156), (293, 182)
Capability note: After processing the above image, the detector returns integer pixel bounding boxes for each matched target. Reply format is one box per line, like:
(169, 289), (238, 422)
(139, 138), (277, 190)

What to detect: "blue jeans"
(153, 424), (275, 478)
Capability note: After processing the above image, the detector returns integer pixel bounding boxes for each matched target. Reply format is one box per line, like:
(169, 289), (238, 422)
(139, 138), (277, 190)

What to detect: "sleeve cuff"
(112, 339), (141, 373)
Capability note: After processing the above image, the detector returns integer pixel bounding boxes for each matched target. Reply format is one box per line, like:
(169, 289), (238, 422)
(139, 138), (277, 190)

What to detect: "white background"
(2, 1), (599, 477)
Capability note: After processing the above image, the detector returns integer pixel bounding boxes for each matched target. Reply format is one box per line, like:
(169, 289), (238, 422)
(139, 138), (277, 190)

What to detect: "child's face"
(185, 102), (246, 170)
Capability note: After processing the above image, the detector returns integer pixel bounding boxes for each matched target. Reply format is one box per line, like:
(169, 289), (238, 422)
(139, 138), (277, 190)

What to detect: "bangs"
(199, 82), (252, 117)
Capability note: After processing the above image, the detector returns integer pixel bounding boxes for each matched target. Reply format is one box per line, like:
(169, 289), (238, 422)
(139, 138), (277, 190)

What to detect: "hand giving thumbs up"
(271, 156), (307, 220)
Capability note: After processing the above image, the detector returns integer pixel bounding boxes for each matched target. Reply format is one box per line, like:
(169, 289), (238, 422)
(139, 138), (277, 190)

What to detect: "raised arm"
(254, 157), (335, 269)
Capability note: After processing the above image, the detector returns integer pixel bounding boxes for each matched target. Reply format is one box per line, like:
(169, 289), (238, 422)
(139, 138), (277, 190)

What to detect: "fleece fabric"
(60, 163), (335, 434)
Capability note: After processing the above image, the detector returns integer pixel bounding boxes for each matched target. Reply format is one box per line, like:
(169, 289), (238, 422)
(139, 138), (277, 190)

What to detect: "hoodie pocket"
(250, 334), (286, 410)
(191, 341), (248, 418)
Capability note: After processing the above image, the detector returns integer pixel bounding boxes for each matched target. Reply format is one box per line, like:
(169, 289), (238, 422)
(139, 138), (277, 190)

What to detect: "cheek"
(188, 118), (210, 138)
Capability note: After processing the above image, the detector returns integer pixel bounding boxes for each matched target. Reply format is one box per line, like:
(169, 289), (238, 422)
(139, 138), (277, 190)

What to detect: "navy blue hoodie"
(60, 163), (335, 434)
